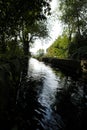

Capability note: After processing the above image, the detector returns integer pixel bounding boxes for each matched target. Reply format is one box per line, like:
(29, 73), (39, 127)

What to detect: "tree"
(46, 33), (69, 58)
(19, 21), (49, 55)
(58, 0), (87, 58)
(37, 49), (45, 57)
(0, 0), (52, 56)
(59, 0), (87, 41)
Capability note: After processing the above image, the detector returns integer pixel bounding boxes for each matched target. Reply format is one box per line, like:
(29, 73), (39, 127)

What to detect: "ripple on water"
(15, 58), (65, 130)
(27, 58), (65, 130)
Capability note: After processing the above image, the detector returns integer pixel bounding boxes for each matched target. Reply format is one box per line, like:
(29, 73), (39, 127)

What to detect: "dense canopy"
(0, 0), (51, 56)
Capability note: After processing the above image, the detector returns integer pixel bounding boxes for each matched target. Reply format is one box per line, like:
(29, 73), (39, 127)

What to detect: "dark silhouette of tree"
(0, 0), (51, 56)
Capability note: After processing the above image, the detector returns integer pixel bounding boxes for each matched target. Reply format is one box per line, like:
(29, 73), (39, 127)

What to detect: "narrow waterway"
(28, 58), (59, 108)
(16, 58), (87, 130)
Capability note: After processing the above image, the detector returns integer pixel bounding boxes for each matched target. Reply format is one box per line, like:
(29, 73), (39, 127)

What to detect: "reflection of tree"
(21, 57), (29, 80)
(15, 62), (46, 130)
(55, 77), (87, 130)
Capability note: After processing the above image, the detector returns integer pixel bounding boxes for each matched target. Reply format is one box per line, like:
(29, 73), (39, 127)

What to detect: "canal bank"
(0, 58), (87, 130)
(13, 58), (87, 130)
(41, 57), (82, 77)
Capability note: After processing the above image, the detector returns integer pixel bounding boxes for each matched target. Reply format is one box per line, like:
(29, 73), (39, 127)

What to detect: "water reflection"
(28, 58), (59, 108)
(15, 58), (64, 130)
(55, 76), (87, 130)
(14, 58), (87, 130)
(27, 58), (64, 130)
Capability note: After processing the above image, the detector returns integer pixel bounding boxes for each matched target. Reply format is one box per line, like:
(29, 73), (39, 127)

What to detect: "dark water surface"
(15, 58), (87, 130)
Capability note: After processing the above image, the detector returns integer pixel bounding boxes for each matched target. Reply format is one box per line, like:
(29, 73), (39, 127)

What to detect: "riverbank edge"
(40, 57), (82, 77)
(0, 56), (29, 129)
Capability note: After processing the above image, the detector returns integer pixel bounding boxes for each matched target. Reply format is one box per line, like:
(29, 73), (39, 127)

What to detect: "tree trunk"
(23, 40), (29, 55)
(0, 32), (6, 53)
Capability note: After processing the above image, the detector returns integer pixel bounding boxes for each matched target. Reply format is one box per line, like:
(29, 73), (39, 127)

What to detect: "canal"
(15, 58), (87, 130)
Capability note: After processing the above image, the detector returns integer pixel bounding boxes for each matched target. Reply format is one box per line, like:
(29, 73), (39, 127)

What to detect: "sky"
(30, 0), (63, 54)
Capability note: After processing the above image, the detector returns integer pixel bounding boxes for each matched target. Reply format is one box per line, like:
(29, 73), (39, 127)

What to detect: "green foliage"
(22, 20), (49, 55)
(36, 49), (45, 57)
(0, 0), (51, 56)
(68, 33), (87, 58)
(71, 46), (87, 59)
(0, 1), (52, 127)
(46, 34), (69, 58)
(58, 0), (87, 59)
(7, 40), (24, 57)
(0, 57), (22, 129)
(59, 0), (87, 36)
(0, 58), (22, 86)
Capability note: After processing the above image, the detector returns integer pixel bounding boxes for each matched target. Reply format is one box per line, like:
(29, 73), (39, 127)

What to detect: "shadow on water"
(3, 58), (86, 130)
(15, 80), (64, 130)
(13, 58), (64, 130)
(54, 75), (87, 130)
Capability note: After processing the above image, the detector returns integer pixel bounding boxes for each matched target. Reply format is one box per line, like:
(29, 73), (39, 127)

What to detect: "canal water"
(15, 58), (87, 130)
